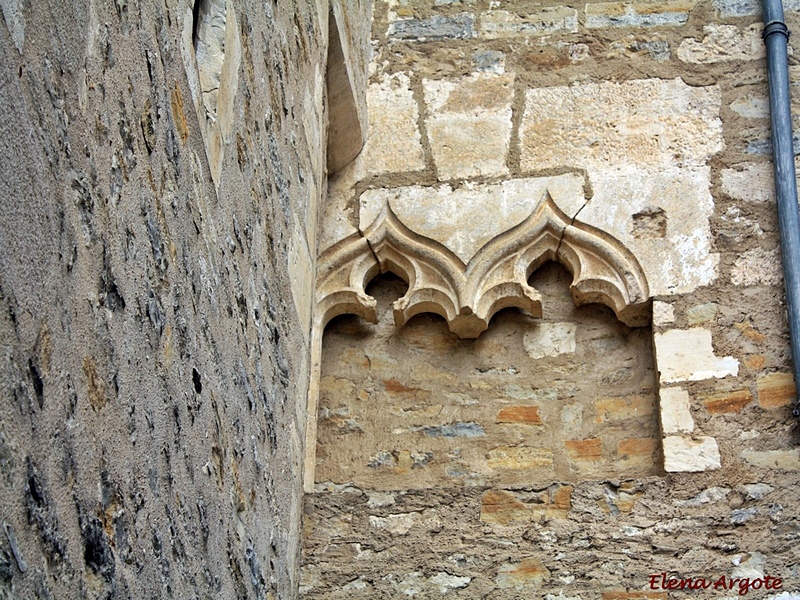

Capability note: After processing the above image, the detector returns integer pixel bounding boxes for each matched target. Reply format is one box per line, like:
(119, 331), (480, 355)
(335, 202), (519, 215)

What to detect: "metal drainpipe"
(762, 0), (800, 416)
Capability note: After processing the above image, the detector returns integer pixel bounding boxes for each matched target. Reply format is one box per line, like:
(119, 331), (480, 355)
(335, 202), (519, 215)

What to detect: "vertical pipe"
(762, 0), (800, 416)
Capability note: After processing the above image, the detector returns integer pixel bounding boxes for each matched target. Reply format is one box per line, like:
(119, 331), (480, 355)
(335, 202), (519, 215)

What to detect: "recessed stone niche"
(315, 263), (661, 492)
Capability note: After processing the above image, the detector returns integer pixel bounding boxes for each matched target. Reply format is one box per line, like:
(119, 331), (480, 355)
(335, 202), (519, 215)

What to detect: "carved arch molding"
(316, 184), (651, 338)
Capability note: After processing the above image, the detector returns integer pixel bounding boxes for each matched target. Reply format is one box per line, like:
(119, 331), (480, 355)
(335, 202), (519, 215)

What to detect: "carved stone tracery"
(315, 187), (651, 338)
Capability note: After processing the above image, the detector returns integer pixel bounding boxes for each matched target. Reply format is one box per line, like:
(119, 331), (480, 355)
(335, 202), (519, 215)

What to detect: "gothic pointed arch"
(315, 185), (651, 338)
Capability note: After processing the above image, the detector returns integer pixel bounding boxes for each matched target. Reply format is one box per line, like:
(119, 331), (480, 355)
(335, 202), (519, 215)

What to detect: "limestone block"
(521, 78), (723, 171)
(701, 388), (752, 413)
(654, 328), (739, 383)
(686, 302), (718, 325)
(523, 323), (577, 359)
(757, 372), (796, 408)
(659, 387), (695, 433)
(388, 13), (474, 41)
(429, 573), (471, 593)
(496, 558), (551, 589)
(479, 8), (578, 39)
(361, 72), (426, 176)
(586, 0), (696, 28)
(486, 446), (554, 469)
(423, 73), (514, 180)
(742, 449), (800, 470)
(574, 166), (719, 295)
(652, 301), (675, 326)
(677, 24), (765, 64)
(731, 92), (769, 118)
(731, 247), (783, 286)
(721, 163), (775, 203)
(359, 175), (585, 262)
(663, 436), (721, 472)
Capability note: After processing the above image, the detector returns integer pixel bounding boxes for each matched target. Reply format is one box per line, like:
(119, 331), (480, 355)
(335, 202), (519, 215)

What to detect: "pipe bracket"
(763, 20), (790, 39)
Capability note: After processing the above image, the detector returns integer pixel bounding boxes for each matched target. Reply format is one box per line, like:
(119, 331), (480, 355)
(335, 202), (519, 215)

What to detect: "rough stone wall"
(303, 0), (800, 597)
(0, 1), (369, 598)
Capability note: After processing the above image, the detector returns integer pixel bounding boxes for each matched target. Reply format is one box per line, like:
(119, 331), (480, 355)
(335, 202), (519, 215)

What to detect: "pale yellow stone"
(741, 449), (800, 470)
(523, 323), (576, 359)
(289, 219), (313, 341)
(487, 446), (554, 469)
(480, 8), (577, 39)
(575, 166), (719, 296)
(496, 558), (551, 589)
(521, 78), (722, 171)
(663, 436), (721, 472)
(721, 163), (775, 203)
(654, 328), (739, 383)
(659, 387), (694, 433)
(361, 72), (426, 175)
(359, 175), (585, 262)
(424, 73), (514, 180)
(677, 24), (765, 64)
(652, 301), (675, 326)
(731, 247), (783, 286)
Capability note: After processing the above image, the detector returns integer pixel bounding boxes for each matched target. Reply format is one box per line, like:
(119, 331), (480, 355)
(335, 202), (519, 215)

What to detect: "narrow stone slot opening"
(192, 0), (227, 119)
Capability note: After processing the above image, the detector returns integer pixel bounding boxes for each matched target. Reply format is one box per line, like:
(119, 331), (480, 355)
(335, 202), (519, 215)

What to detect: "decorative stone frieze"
(315, 177), (650, 338)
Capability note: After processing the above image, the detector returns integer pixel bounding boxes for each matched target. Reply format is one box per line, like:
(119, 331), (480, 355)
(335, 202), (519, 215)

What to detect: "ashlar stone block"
(521, 78), (723, 171)
(423, 72), (514, 180)
(654, 328), (739, 383)
(663, 435), (721, 472)
(362, 72), (426, 176)
(659, 387), (695, 433)
(677, 24), (765, 64)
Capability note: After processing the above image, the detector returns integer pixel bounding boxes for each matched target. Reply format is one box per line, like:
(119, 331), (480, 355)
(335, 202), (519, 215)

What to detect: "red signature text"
(649, 573), (782, 596)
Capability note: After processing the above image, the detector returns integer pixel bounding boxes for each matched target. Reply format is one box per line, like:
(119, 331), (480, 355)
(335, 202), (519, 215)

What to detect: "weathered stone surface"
(480, 8), (578, 38)
(731, 92), (769, 118)
(496, 558), (551, 589)
(362, 72), (427, 176)
(358, 175), (585, 260)
(721, 163), (775, 203)
(702, 388), (752, 413)
(663, 436), (722, 472)
(659, 387), (695, 433)
(523, 323), (577, 359)
(677, 24), (765, 64)
(521, 78), (723, 171)
(388, 13), (474, 41)
(586, 0), (696, 28)
(575, 166), (719, 295)
(757, 372), (796, 408)
(654, 328), (739, 382)
(686, 302), (719, 325)
(652, 301), (675, 326)
(423, 73), (514, 180)
(741, 449), (800, 470)
(731, 247), (783, 286)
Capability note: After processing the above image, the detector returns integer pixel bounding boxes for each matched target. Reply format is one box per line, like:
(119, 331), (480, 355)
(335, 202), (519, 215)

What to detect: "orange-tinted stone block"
(565, 438), (602, 460)
(702, 389), (752, 414)
(757, 372), (796, 408)
(497, 405), (542, 424)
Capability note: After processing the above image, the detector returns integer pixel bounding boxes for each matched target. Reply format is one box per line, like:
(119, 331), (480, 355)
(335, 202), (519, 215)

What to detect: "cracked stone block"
(663, 436), (721, 471)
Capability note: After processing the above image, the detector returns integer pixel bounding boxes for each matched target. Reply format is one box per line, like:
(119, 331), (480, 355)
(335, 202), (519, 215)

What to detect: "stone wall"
(0, 1), (369, 598)
(302, 0), (800, 597)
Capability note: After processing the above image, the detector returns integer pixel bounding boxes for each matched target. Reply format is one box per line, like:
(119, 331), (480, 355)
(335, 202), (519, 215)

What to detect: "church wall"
(302, 0), (800, 597)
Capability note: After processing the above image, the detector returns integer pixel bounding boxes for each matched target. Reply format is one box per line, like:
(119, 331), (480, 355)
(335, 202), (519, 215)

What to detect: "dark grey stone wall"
(0, 0), (373, 597)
